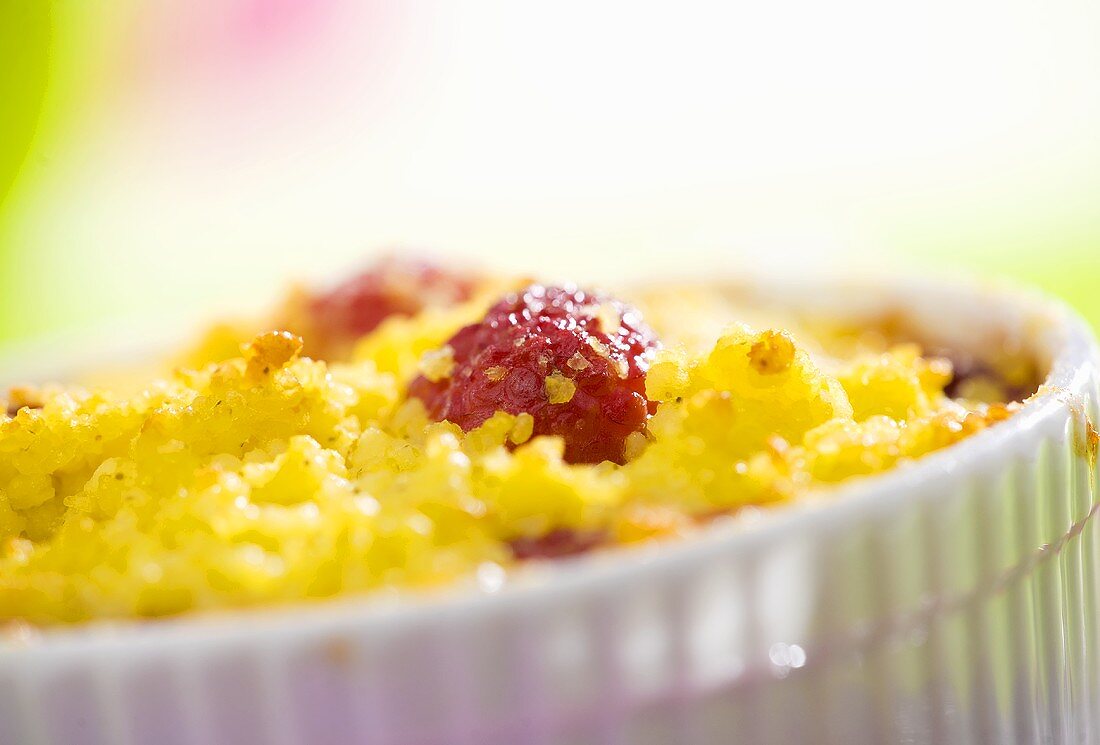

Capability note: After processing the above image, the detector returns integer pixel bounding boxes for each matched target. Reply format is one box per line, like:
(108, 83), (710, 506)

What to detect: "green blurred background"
(0, 2), (51, 342)
(1, 1), (1097, 351)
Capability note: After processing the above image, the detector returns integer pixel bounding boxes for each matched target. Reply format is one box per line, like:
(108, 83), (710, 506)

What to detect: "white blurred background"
(2, 0), (1098, 344)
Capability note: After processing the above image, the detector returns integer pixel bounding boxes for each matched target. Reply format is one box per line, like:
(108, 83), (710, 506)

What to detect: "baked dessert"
(0, 257), (1040, 625)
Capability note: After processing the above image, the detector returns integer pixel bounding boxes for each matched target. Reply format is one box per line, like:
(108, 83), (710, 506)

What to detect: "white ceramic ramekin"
(1, 275), (1098, 745)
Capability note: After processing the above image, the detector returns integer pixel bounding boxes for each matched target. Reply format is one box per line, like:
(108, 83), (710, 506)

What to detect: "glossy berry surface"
(408, 285), (659, 464)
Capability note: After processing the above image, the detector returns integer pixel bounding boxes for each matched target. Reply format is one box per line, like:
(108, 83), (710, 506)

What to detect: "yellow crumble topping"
(0, 284), (1030, 624)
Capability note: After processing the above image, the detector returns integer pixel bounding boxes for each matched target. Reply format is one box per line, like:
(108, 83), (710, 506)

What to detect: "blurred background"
(1, 0), (1097, 350)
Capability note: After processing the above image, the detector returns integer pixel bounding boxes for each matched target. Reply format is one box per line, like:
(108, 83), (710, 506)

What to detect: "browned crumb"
(1082, 415), (1099, 469)
(960, 412), (988, 436)
(748, 330), (796, 375)
(983, 402), (1020, 424)
(244, 331), (304, 380)
(3, 386), (45, 418)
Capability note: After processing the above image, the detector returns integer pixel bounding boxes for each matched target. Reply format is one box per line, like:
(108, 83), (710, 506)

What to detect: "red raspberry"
(310, 255), (474, 338)
(298, 255), (475, 359)
(408, 285), (659, 464)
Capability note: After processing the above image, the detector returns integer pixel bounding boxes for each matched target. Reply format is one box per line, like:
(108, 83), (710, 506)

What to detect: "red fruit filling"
(509, 529), (606, 560)
(308, 255), (474, 344)
(408, 284), (659, 464)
